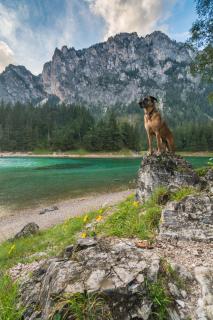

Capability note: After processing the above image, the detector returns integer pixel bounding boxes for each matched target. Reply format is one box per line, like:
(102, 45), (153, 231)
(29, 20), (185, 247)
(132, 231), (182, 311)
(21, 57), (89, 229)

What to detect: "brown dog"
(139, 96), (175, 154)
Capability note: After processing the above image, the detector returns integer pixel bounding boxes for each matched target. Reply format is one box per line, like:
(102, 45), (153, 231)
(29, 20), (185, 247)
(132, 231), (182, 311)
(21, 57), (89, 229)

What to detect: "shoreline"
(0, 189), (134, 243)
(0, 151), (212, 158)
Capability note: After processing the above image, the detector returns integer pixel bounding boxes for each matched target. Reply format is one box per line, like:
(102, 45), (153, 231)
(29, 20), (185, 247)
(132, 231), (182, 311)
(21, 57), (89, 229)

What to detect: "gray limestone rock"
(136, 153), (201, 201)
(159, 194), (213, 241)
(12, 222), (39, 240)
(19, 238), (160, 320)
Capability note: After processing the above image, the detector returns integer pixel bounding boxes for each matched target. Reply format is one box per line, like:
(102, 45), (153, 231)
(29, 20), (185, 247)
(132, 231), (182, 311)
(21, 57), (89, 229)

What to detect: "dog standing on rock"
(139, 96), (175, 155)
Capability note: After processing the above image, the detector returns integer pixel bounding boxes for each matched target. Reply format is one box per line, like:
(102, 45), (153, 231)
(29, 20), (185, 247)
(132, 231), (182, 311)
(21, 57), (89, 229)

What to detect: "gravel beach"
(0, 189), (133, 243)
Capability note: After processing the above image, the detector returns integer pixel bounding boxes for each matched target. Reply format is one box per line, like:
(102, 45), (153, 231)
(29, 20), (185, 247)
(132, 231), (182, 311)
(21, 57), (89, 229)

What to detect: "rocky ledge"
(9, 153), (213, 320)
(159, 194), (213, 241)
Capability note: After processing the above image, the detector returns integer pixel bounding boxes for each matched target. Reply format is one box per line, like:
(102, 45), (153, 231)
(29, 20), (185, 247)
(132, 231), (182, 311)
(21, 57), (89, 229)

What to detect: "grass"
(32, 148), (54, 154)
(0, 275), (23, 320)
(0, 187), (196, 320)
(146, 278), (172, 320)
(0, 208), (106, 271)
(95, 188), (166, 240)
(195, 160), (213, 176)
(0, 189), (167, 272)
(171, 187), (197, 201)
(52, 293), (112, 320)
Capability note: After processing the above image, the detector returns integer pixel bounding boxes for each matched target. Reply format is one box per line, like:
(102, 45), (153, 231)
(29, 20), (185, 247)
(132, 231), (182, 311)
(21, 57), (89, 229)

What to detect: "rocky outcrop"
(136, 153), (201, 201)
(10, 156), (213, 320)
(159, 194), (213, 241)
(0, 65), (46, 104)
(205, 169), (213, 193)
(41, 31), (197, 107)
(20, 238), (161, 320)
(17, 237), (213, 320)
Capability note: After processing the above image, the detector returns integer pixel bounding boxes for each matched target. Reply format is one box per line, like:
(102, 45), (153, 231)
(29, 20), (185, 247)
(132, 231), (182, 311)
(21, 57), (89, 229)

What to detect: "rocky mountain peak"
(0, 31), (212, 123)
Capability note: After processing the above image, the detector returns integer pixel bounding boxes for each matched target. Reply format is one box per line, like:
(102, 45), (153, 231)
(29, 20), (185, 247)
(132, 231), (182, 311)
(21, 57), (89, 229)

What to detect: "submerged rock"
(136, 153), (201, 201)
(159, 194), (213, 241)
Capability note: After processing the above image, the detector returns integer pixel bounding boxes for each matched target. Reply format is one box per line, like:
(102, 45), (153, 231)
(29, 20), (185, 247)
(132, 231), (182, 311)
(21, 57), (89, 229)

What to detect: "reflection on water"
(0, 156), (210, 214)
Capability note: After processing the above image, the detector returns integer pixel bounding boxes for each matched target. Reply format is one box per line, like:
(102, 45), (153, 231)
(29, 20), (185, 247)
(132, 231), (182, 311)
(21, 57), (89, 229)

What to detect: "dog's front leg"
(147, 131), (153, 155)
(156, 132), (162, 155)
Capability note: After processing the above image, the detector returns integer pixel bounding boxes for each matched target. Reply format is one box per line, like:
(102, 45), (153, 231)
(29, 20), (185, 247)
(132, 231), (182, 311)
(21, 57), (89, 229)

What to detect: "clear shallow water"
(0, 156), (210, 213)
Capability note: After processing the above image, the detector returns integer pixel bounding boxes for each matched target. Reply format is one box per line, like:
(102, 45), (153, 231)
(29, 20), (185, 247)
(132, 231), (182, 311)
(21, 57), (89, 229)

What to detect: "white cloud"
(0, 1), (76, 75)
(0, 0), (178, 74)
(90, 0), (176, 40)
(0, 41), (15, 72)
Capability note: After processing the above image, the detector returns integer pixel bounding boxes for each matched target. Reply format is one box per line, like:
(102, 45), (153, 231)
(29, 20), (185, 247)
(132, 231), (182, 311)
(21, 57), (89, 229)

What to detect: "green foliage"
(0, 102), (141, 152)
(0, 275), (23, 320)
(173, 122), (213, 151)
(189, 0), (213, 98)
(171, 187), (197, 201)
(196, 166), (209, 176)
(0, 209), (103, 271)
(146, 278), (172, 320)
(96, 189), (165, 240)
(52, 292), (111, 320)
(195, 158), (213, 176)
(162, 260), (186, 290)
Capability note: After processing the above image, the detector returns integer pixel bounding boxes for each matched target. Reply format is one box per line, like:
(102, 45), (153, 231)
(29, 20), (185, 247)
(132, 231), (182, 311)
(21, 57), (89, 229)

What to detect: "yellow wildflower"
(133, 201), (139, 208)
(8, 244), (16, 256)
(96, 215), (103, 222)
(81, 232), (87, 239)
(83, 215), (88, 223)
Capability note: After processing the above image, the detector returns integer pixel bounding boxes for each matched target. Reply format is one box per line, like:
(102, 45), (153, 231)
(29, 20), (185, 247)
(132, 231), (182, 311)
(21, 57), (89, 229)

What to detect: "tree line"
(0, 101), (212, 152)
(0, 102), (141, 152)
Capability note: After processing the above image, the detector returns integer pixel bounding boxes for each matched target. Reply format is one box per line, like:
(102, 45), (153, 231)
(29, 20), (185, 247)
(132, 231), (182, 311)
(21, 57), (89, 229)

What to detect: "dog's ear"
(150, 96), (157, 102)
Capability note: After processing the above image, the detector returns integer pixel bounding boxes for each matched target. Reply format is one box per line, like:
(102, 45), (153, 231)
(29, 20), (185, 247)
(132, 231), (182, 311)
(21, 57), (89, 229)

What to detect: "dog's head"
(139, 96), (157, 109)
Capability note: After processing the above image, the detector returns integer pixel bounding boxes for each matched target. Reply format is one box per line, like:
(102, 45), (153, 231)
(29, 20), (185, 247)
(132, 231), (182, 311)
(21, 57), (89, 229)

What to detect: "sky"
(0, 0), (197, 75)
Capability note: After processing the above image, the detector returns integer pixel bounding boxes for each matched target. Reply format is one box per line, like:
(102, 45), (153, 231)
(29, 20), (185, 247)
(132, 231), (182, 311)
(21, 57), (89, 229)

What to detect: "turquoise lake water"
(0, 156), (210, 213)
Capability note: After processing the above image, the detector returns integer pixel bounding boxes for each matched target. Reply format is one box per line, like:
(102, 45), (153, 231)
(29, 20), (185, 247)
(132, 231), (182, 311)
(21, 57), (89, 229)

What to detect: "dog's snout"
(139, 100), (143, 108)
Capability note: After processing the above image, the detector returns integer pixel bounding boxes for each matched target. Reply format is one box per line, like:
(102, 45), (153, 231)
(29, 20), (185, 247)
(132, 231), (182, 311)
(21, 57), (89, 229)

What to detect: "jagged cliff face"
(0, 65), (46, 104)
(41, 31), (197, 106)
(0, 31), (212, 120)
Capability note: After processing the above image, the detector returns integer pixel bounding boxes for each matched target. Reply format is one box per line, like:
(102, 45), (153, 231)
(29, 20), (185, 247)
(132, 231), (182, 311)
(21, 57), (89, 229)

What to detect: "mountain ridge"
(0, 30), (212, 122)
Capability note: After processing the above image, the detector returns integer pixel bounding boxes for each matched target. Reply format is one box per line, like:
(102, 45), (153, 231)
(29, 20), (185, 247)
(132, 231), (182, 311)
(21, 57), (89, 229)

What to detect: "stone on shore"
(12, 222), (39, 240)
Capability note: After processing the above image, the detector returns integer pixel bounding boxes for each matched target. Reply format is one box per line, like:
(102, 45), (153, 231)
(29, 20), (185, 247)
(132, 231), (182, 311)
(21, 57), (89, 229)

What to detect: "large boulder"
(20, 238), (161, 320)
(159, 194), (213, 241)
(136, 153), (201, 201)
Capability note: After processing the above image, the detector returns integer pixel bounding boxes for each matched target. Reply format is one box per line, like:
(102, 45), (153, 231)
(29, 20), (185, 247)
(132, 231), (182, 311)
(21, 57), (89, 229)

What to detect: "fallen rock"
(136, 153), (201, 201)
(12, 222), (39, 240)
(159, 194), (213, 241)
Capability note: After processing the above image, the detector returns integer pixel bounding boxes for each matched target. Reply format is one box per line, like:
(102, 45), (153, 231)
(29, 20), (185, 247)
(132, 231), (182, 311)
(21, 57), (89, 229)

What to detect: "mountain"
(0, 65), (46, 104)
(0, 31), (212, 122)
